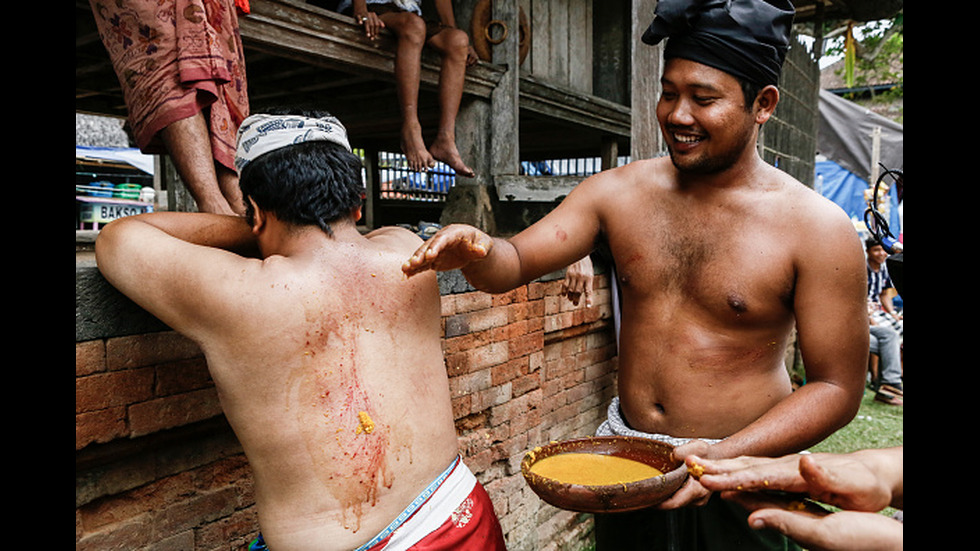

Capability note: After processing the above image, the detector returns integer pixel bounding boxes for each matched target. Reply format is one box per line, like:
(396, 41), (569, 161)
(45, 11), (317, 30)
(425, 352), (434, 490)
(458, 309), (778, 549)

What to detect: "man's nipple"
(727, 292), (748, 314)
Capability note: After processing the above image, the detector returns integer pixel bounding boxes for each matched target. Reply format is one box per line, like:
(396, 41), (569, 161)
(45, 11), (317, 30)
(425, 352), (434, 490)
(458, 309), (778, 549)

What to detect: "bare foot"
(429, 137), (475, 178)
(402, 125), (436, 173)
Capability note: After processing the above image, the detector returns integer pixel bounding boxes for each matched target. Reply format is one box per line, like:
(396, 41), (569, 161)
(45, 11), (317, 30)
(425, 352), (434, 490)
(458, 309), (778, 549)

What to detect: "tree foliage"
(824, 12), (904, 95)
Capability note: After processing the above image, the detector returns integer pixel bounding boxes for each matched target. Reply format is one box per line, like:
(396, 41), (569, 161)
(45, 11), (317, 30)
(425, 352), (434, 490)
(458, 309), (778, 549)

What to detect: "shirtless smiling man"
(402, 1), (869, 549)
(96, 110), (505, 551)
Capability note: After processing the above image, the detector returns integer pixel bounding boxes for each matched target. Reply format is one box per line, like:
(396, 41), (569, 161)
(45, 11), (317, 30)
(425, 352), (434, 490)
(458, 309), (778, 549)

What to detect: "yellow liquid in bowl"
(530, 453), (664, 486)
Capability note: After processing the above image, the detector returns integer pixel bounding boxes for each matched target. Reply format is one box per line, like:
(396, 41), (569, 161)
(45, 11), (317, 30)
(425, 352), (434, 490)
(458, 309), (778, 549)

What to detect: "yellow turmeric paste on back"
(355, 411), (375, 434)
(530, 453), (663, 486)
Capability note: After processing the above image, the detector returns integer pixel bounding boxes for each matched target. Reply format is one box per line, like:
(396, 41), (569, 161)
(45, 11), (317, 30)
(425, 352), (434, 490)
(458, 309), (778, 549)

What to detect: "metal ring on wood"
(470, 0), (531, 65)
(484, 20), (508, 45)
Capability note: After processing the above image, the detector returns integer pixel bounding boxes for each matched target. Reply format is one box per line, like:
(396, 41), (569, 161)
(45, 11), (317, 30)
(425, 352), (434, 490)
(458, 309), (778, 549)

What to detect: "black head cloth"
(642, 0), (796, 87)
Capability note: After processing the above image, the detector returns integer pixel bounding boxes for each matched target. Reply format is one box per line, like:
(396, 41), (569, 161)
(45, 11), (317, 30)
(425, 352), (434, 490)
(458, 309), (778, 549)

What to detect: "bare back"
(188, 227), (458, 549)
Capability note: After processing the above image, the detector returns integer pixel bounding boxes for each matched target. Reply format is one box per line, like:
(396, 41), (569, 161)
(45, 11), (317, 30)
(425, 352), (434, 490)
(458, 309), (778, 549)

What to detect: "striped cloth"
(596, 397), (722, 447)
(868, 264), (903, 338)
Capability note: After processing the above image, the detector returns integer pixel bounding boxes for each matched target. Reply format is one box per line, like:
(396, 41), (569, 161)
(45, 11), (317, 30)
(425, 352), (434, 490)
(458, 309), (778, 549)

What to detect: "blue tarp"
(815, 89), (903, 241)
(815, 159), (901, 239)
(76, 145), (156, 175)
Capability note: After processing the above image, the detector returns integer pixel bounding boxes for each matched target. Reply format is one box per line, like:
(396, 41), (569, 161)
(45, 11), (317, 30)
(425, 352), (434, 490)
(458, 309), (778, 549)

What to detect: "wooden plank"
(496, 175), (584, 202)
(550, 1), (568, 87)
(529, 0), (551, 78)
(241, 0), (503, 98)
(518, 74), (630, 137)
(567, 0), (592, 93)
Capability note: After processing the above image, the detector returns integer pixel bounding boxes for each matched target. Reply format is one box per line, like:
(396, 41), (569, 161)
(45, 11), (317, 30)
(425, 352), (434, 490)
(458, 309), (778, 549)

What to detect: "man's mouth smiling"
(671, 130), (705, 149)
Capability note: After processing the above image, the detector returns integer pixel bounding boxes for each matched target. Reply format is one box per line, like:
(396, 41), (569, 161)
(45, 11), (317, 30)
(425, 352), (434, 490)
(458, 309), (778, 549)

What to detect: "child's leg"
(425, 26), (475, 177)
(378, 10), (436, 172)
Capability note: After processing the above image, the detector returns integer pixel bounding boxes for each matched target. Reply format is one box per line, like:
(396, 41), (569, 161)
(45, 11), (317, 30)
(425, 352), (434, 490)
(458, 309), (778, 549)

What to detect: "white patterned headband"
(235, 113), (352, 172)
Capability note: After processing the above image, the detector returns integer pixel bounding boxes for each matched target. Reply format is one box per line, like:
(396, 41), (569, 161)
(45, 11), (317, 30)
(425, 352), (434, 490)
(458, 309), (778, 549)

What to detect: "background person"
(89, 0), (250, 215)
(339, 0), (478, 176)
(866, 238), (903, 404)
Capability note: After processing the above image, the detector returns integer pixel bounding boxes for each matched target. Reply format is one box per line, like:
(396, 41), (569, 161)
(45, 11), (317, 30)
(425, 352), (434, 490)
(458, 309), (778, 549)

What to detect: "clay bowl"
(521, 436), (687, 513)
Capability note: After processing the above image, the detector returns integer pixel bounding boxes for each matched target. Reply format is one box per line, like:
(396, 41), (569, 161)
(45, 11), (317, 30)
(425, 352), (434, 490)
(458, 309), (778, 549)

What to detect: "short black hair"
(738, 78), (763, 112)
(238, 109), (364, 236)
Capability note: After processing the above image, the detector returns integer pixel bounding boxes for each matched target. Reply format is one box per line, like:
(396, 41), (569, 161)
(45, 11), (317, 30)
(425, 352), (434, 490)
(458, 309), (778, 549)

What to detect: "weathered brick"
(151, 487), (239, 536)
(76, 340), (107, 376)
(472, 382), (512, 411)
(148, 530), (196, 551)
(509, 330), (544, 359)
(448, 368), (492, 397)
(444, 307), (508, 338)
(75, 406), (127, 449)
(128, 387), (223, 436)
(76, 367), (155, 413)
(439, 293), (456, 316)
(511, 372), (541, 398)
(195, 507), (259, 551)
(490, 357), (525, 386)
(451, 393), (473, 419)
(76, 514), (153, 551)
(492, 286), (527, 306)
(541, 377), (564, 402)
(467, 341), (509, 371)
(156, 357), (213, 396)
(106, 331), (202, 371)
(454, 291), (493, 313)
(527, 281), (546, 300)
(442, 330), (492, 355)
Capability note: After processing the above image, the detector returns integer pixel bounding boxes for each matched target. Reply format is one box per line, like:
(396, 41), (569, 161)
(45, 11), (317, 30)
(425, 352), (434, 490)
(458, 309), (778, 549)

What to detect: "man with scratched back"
(96, 110), (505, 551)
(402, 1), (869, 549)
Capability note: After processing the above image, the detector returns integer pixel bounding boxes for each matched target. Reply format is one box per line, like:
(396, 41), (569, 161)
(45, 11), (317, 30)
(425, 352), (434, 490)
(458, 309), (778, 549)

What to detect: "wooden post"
(631, 0), (662, 161)
(601, 135), (619, 170)
(490, 0), (521, 177)
(161, 155), (196, 212)
(362, 147), (380, 230)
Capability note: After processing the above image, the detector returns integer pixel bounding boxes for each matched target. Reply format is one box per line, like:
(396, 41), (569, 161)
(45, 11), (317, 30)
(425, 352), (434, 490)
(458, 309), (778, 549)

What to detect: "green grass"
(807, 386), (903, 519)
(809, 386), (904, 454)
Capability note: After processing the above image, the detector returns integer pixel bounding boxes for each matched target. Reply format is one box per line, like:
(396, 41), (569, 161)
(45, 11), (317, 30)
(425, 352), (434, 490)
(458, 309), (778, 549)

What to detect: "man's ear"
(754, 85), (779, 125)
(248, 197), (265, 235)
(352, 206), (363, 222)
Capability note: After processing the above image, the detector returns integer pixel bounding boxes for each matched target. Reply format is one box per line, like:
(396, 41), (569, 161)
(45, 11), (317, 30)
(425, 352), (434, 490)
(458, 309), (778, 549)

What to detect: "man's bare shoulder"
(774, 170), (854, 230)
(764, 169), (865, 272)
(570, 156), (674, 209)
(583, 156), (672, 189)
(365, 225), (425, 253)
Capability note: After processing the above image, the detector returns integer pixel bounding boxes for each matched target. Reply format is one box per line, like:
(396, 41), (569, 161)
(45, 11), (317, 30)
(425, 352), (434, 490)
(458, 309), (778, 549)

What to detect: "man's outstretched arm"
(403, 170), (608, 292)
(402, 224), (527, 293)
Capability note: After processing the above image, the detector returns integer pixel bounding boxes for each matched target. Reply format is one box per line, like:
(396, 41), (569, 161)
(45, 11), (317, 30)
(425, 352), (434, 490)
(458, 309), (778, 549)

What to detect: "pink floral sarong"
(89, 0), (249, 171)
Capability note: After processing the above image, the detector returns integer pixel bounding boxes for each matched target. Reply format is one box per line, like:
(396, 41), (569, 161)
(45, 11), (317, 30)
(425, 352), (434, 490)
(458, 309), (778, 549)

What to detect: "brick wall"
(75, 272), (618, 551)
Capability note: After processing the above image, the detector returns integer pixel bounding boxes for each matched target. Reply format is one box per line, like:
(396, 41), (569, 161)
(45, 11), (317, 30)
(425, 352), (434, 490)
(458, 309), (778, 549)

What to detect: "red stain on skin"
(330, 374), (391, 533)
(296, 313), (392, 534)
(622, 252), (643, 266)
(554, 226), (567, 242)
